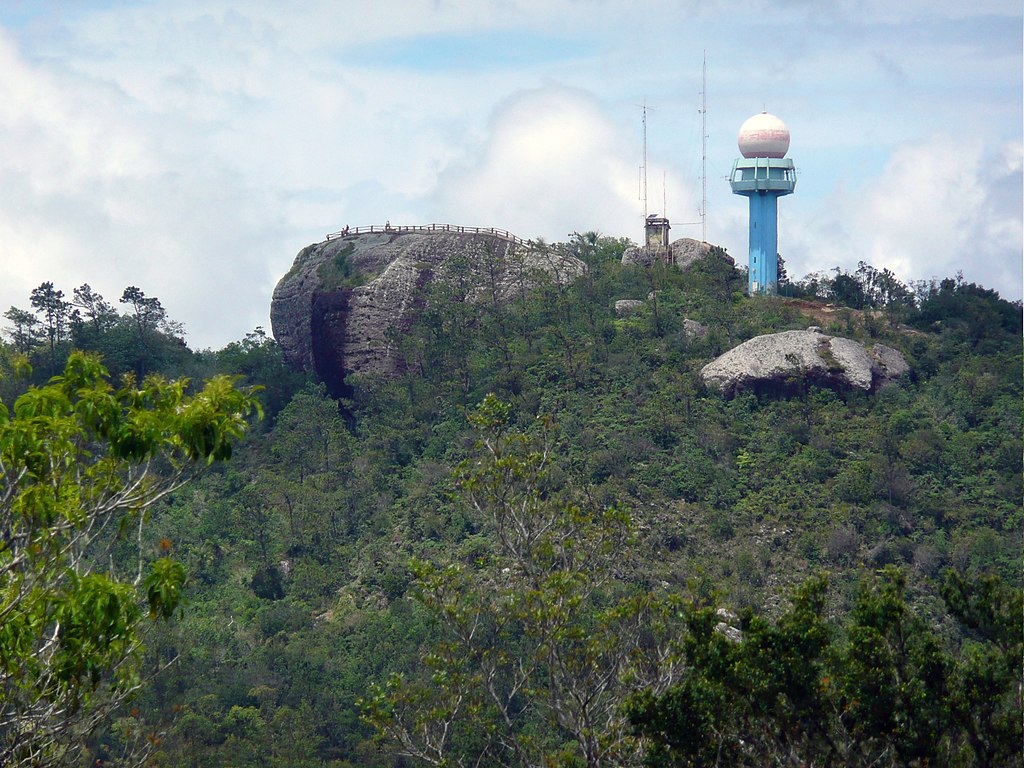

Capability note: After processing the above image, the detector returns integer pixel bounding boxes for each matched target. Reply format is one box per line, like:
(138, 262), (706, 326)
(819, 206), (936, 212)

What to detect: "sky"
(0, 0), (1020, 349)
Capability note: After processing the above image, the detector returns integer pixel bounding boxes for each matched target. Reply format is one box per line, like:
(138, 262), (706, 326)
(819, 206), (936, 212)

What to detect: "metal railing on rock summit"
(325, 223), (528, 247)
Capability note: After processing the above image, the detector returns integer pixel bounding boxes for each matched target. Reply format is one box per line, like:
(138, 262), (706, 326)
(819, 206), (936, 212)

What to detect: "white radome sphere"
(738, 112), (790, 158)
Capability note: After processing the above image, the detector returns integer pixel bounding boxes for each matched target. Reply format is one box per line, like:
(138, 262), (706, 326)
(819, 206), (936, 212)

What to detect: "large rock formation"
(621, 237), (734, 270)
(271, 229), (585, 386)
(700, 328), (909, 397)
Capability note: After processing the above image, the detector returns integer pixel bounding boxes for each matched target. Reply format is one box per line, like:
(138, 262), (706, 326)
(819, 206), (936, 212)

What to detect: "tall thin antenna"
(663, 170), (667, 222)
(700, 51), (708, 242)
(641, 100), (649, 222)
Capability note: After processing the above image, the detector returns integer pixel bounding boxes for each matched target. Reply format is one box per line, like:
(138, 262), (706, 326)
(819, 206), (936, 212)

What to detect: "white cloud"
(0, 30), (161, 191)
(788, 135), (1023, 299)
(429, 86), (696, 242)
(0, 25), (289, 348)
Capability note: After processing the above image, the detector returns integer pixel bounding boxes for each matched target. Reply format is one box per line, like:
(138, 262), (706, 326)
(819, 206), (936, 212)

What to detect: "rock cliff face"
(700, 328), (909, 397)
(270, 230), (585, 386)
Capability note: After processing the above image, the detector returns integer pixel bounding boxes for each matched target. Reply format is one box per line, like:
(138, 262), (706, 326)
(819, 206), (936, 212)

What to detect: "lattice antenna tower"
(637, 100), (653, 222)
(699, 51), (708, 242)
(663, 171), (668, 222)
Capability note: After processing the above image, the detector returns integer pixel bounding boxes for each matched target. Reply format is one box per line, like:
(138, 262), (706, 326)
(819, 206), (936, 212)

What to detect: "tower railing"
(729, 158), (797, 194)
(325, 223), (529, 247)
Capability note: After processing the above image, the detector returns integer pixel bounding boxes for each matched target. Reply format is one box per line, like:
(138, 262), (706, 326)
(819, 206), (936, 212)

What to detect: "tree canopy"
(0, 246), (1019, 767)
(0, 352), (260, 766)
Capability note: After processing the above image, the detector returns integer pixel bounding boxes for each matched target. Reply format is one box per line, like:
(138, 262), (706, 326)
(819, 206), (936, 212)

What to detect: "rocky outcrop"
(614, 300), (644, 316)
(621, 237), (734, 270)
(271, 230), (585, 386)
(700, 328), (909, 397)
(682, 318), (709, 340)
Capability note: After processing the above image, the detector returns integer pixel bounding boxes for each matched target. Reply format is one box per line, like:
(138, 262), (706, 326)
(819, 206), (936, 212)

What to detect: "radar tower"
(730, 111), (797, 295)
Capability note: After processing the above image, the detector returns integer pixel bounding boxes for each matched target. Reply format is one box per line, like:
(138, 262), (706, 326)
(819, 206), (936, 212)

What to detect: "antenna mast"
(641, 100), (649, 221)
(700, 51), (708, 242)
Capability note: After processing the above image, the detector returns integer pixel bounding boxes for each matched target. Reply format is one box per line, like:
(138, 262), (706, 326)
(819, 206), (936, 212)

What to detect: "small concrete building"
(644, 214), (671, 250)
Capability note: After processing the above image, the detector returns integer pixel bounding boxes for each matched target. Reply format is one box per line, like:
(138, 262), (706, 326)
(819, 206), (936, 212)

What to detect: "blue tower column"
(748, 192), (779, 294)
(730, 156), (796, 295)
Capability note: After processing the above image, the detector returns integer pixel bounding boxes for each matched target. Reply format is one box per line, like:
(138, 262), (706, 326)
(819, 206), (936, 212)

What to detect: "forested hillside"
(2, 238), (1020, 767)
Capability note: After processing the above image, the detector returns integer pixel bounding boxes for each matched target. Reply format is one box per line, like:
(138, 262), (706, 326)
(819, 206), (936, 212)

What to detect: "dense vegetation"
(0, 353), (260, 766)
(1, 239), (1020, 766)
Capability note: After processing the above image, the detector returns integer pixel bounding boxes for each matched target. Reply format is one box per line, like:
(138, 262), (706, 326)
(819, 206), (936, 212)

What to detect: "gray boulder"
(701, 328), (909, 397)
(614, 299), (644, 316)
(621, 245), (656, 267)
(271, 230), (584, 385)
(682, 318), (710, 340)
(621, 238), (734, 270)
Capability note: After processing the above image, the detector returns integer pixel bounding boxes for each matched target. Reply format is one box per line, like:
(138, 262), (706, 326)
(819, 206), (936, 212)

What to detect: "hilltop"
(2, 231), (1020, 767)
(137, 231), (1019, 766)
(270, 225), (583, 391)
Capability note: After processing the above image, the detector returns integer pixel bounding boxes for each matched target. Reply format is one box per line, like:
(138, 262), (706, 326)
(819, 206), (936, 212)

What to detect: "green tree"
(911, 275), (1022, 343)
(29, 282), (72, 374)
(362, 395), (683, 768)
(71, 283), (119, 346)
(212, 327), (304, 425)
(627, 568), (1023, 767)
(0, 351), (260, 766)
(119, 286), (175, 377)
(627, 576), (835, 767)
(776, 253), (789, 290)
(833, 567), (950, 766)
(258, 384), (354, 557)
(940, 570), (1023, 767)
(830, 268), (868, 309)
(2, 308), (41, 355)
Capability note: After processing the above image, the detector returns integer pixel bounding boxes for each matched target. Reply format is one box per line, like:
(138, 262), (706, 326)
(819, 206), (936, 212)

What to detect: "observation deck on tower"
(729, 157), (796, 194)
